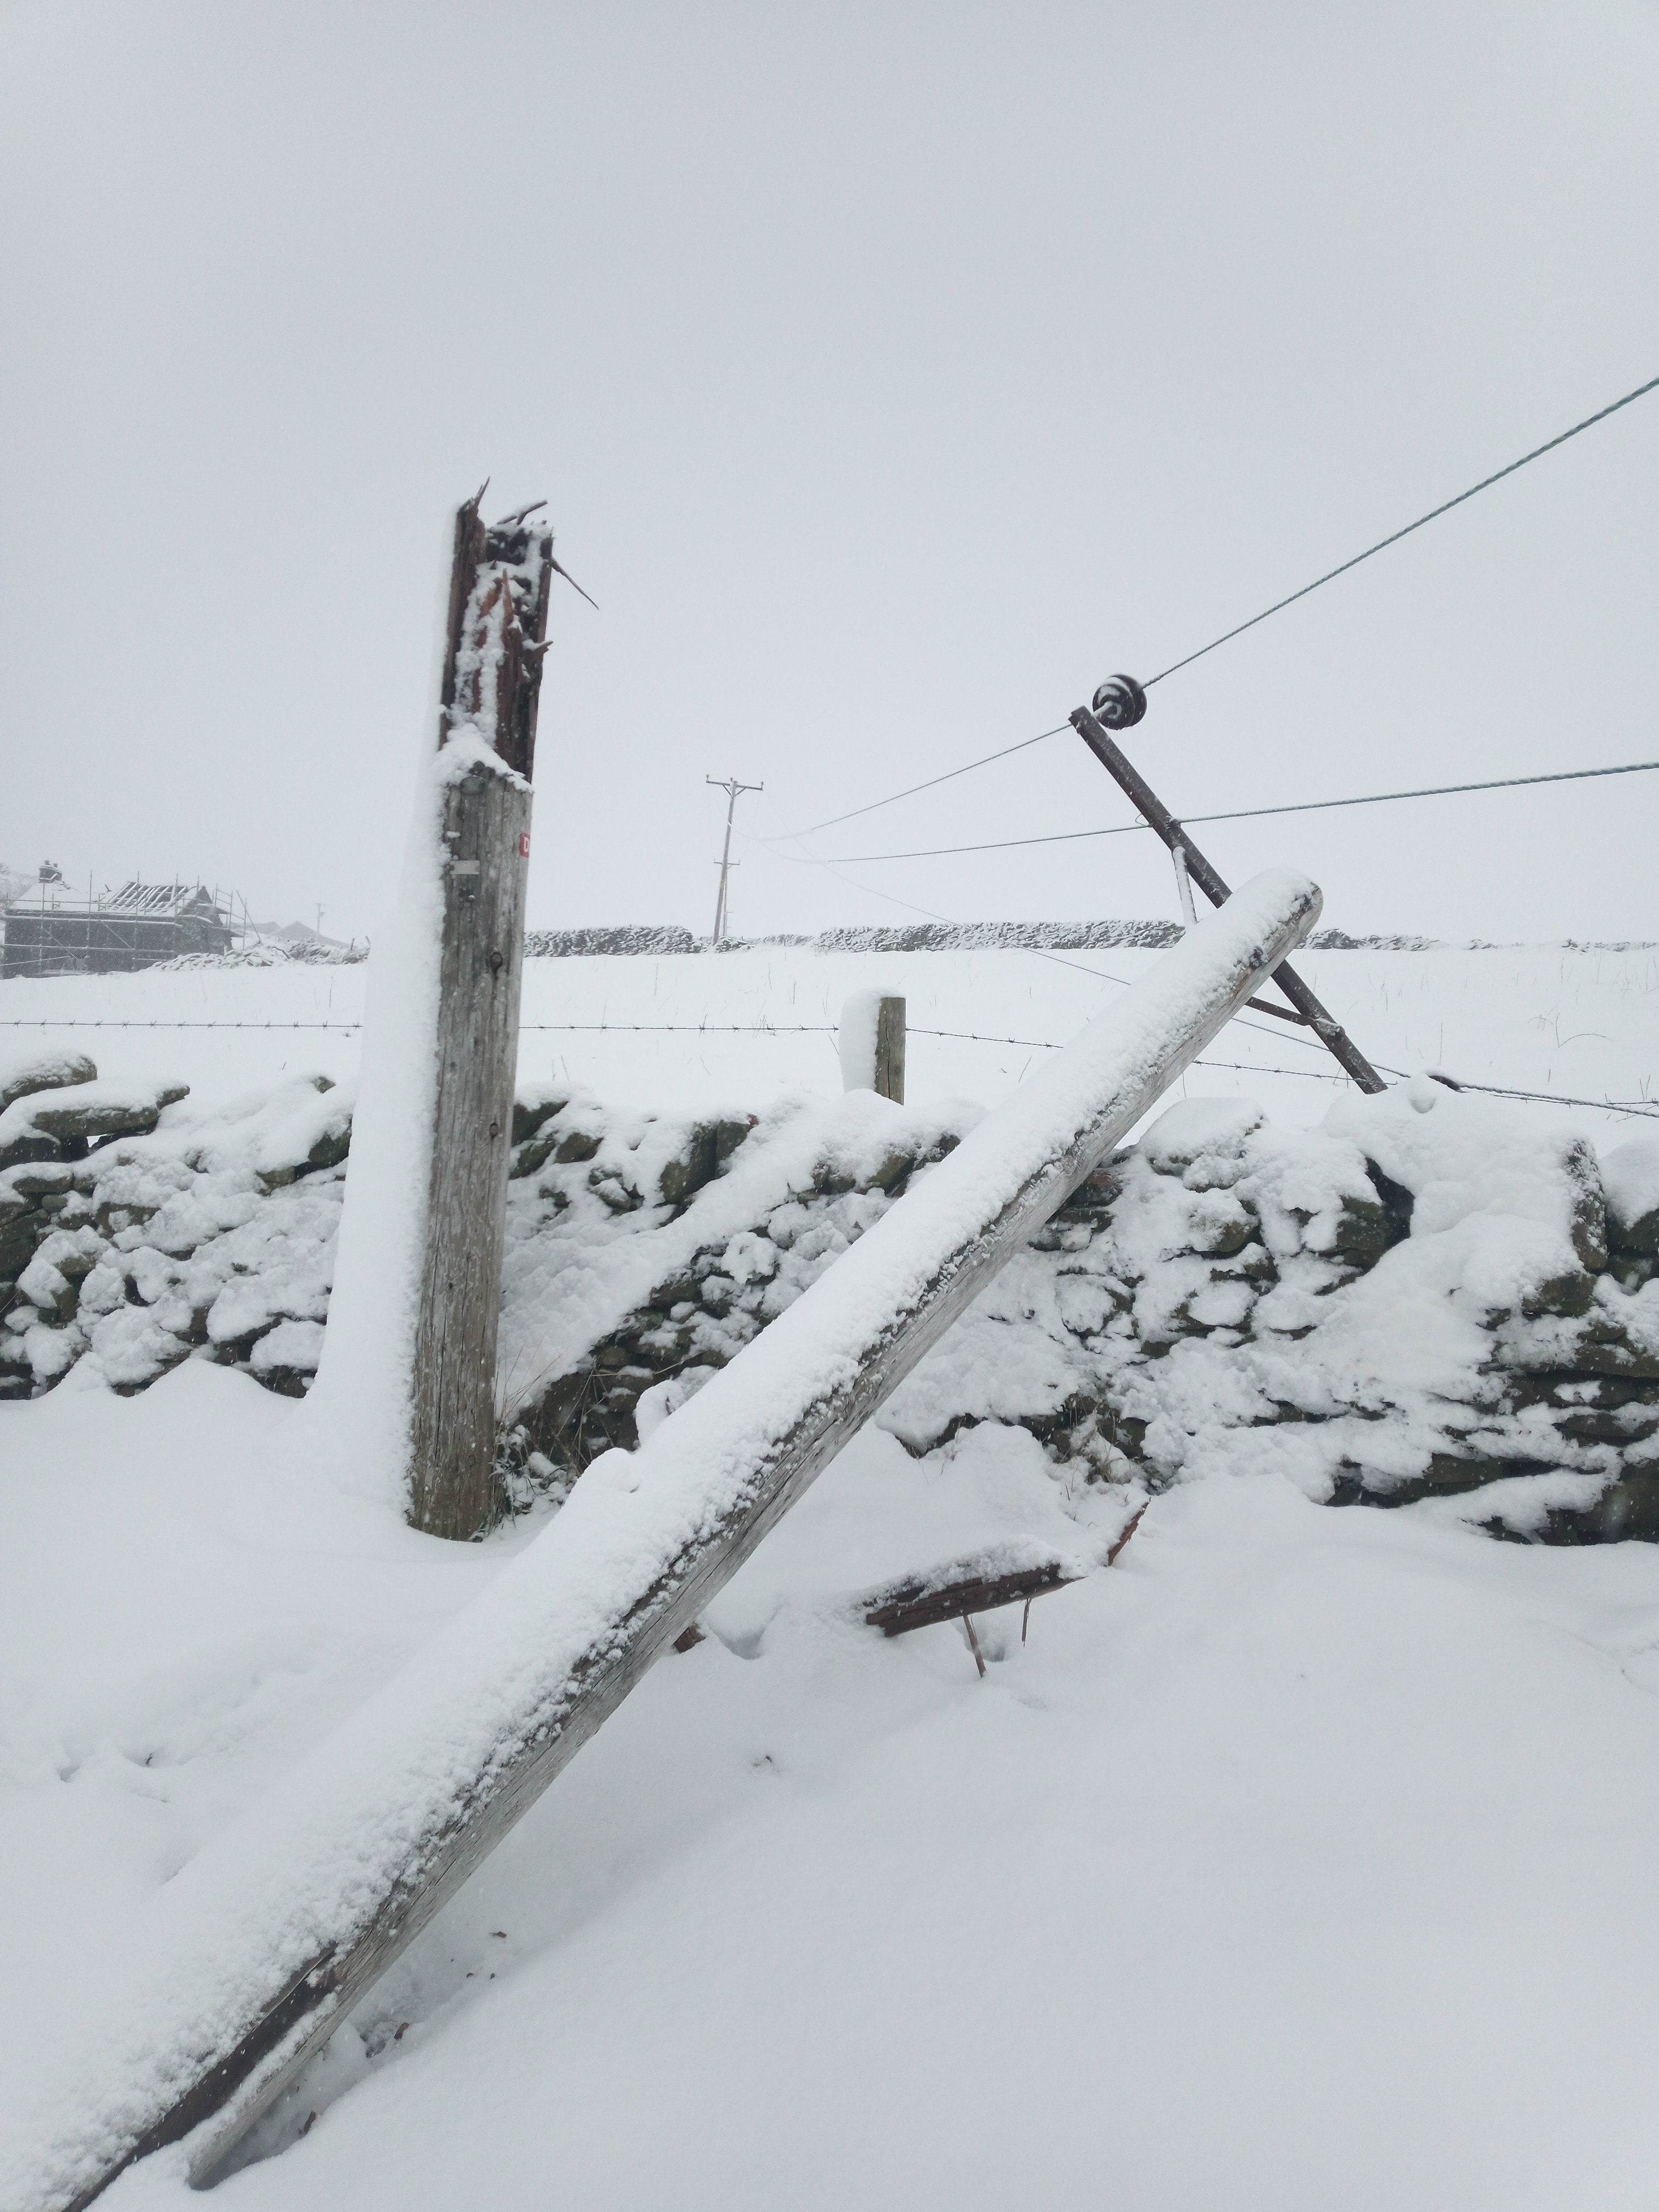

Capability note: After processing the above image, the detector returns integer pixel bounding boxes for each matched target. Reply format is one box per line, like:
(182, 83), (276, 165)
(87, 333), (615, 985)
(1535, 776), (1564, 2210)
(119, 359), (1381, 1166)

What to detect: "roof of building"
(2, 881), (229, 921)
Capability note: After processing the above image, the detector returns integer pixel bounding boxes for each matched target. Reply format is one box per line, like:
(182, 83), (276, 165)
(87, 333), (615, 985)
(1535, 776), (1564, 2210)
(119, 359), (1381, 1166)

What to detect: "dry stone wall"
(4, 1049), (1657, 1546)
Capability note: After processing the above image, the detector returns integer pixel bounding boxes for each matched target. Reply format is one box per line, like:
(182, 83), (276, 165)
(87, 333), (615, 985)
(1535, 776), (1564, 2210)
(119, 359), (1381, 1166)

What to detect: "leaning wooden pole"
(1072, 682), (1386, 1094)
(7, 870), (1321, 2212)
(409, 494), (556, 1537)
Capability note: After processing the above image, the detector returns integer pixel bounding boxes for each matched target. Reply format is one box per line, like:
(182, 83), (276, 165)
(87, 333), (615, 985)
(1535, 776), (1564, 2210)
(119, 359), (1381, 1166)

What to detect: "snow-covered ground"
(8, 1378), (1659, 2210)
(4, 933), (1659, 2211)
(1, 933), (1654, 1131)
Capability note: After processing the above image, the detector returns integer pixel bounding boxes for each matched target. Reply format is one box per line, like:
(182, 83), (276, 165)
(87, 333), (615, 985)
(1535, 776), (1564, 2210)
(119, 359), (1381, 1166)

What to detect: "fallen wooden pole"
(7, 868), (1321, 2212)
(1071, 684), (1386, 1094)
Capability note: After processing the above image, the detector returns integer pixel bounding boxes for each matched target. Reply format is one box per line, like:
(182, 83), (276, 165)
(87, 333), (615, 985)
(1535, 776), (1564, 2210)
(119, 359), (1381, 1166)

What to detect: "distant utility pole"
(707, 775), (763, 943)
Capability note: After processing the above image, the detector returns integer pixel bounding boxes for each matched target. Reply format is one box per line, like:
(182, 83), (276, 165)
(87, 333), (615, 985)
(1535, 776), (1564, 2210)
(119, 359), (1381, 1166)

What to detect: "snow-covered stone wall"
(4, 1048), (1657, 1543)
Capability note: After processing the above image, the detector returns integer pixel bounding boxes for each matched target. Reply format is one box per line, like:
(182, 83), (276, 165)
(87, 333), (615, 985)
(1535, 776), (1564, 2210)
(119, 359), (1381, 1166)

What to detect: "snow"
(0, 1043), (95, 1113)
(1, 935), (1653, 1136)
(1603, 1132), (1659, 1249)
(298, 724), (447, 1512)
(3, 896), (1659, 2210)
(836, 983), (893, 1091)
(6, 1387), (1659, 2210)
(1, 872), (1317, 2209)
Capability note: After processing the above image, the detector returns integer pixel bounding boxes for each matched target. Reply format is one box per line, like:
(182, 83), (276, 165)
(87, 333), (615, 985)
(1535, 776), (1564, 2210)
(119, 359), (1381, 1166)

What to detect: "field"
(2, 934), (1655, 1133)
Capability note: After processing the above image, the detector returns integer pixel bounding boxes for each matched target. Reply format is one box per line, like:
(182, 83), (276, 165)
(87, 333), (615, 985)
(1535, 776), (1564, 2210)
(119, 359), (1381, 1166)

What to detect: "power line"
(817, 754), (1659, 864)
(1143, 369), (1659, 686)
(768, 368), (1659, 842)
(771, 725), (1068, 843)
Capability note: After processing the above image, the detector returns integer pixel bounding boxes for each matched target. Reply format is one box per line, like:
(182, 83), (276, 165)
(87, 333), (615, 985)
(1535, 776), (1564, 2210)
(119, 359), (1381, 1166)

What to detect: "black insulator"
(1090, 674), (1148, 730)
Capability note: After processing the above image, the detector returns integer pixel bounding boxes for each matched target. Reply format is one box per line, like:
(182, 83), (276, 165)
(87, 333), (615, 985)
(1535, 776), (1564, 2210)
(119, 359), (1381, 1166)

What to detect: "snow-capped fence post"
(408, 494), (556, 1540)
(874, 995), (905, 1103)
(10, 872), (1321, 2212)
(839, 991), (905, 1102)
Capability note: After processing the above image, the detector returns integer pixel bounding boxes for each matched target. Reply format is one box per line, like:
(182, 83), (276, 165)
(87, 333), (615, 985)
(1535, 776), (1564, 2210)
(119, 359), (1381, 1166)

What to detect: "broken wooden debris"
(865, 1560), (1080, 1637)
(866, 1501), (1149, 1657)
(1104, 1500), (1148, 1566)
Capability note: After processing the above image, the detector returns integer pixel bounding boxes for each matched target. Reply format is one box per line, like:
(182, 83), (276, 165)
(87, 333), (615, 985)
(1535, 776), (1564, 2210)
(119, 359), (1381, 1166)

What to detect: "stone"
(0, 1134), (64, 1173)
(714, 1116), (757, 1162)
(0, 1050), (96, 1114)
(1603, 1135), (1659, 1259)
(1326, 1190), (1394, 1271)
(510, 1134), (559, 1180)
(512, 1096), (569, 1146)
(1363, 1158), (1415, 1244)
(26, 1084), (188, 1147)
(1562, 1138), (1609, 1272)
(1141, 1097), (1264, 1178)
(1519, 1266), (1597, 1321)
(0, 1208), (41, 1285)
(590, 1171), (643, 1213)
(305, 1124), (351, 1175)
(868, 1150), (914, 1193)
(658, 1125), (721, 1208)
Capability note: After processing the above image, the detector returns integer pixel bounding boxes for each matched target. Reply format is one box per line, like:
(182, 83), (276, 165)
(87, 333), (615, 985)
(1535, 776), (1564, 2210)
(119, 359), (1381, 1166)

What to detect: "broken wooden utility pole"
(17, 871), (1322, 2212)
(407, 492), (576, 1540)
(1071, 678), (1386, 1094)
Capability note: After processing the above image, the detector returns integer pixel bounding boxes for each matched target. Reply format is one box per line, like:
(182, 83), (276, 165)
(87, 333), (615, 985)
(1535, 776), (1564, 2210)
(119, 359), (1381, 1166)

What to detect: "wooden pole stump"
(409, 493), (556, 1539)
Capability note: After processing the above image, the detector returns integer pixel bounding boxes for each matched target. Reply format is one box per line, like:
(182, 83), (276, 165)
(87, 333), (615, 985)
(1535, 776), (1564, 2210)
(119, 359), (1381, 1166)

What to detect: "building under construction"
(1, 880), (237, 978)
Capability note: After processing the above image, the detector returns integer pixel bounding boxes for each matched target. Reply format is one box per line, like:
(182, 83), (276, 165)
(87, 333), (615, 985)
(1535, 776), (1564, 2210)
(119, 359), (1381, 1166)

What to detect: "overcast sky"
(3, 1), (1656, 945)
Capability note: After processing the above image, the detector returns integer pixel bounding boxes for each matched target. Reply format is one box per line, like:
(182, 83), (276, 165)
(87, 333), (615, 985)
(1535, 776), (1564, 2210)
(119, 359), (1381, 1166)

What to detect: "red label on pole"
(518, 833), (531, 858)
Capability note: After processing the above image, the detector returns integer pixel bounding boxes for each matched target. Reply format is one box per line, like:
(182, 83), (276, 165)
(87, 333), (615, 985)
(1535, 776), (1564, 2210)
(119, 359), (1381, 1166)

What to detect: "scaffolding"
(0, 879), (241, 979)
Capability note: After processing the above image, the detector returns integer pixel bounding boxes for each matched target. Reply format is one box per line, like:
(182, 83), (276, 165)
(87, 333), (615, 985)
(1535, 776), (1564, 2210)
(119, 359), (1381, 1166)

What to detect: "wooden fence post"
(408, 493), (556, 1540)
(874, 995), (905, 1103)
(840, 990), (905, 1102)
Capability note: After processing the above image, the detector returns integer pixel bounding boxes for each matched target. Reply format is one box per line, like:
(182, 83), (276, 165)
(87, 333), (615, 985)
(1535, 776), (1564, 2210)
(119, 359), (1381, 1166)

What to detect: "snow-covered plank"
(5, 867), (1320, 2212)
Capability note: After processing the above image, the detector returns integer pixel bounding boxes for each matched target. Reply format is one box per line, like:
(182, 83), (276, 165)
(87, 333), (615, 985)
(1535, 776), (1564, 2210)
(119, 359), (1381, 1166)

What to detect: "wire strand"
(818, 755), (1659, 864)
(767, 369), (1659, 841)
(767, 725), (1068, 843)
(1143, 369), (1659, 685)
(8, 1022), (1650, 1117)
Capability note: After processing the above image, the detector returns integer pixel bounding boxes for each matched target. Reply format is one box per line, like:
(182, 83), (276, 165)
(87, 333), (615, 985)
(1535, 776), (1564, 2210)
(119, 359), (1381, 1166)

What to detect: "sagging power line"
(816, 754), (1659, 864)
(768, 367), (1659, 845)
